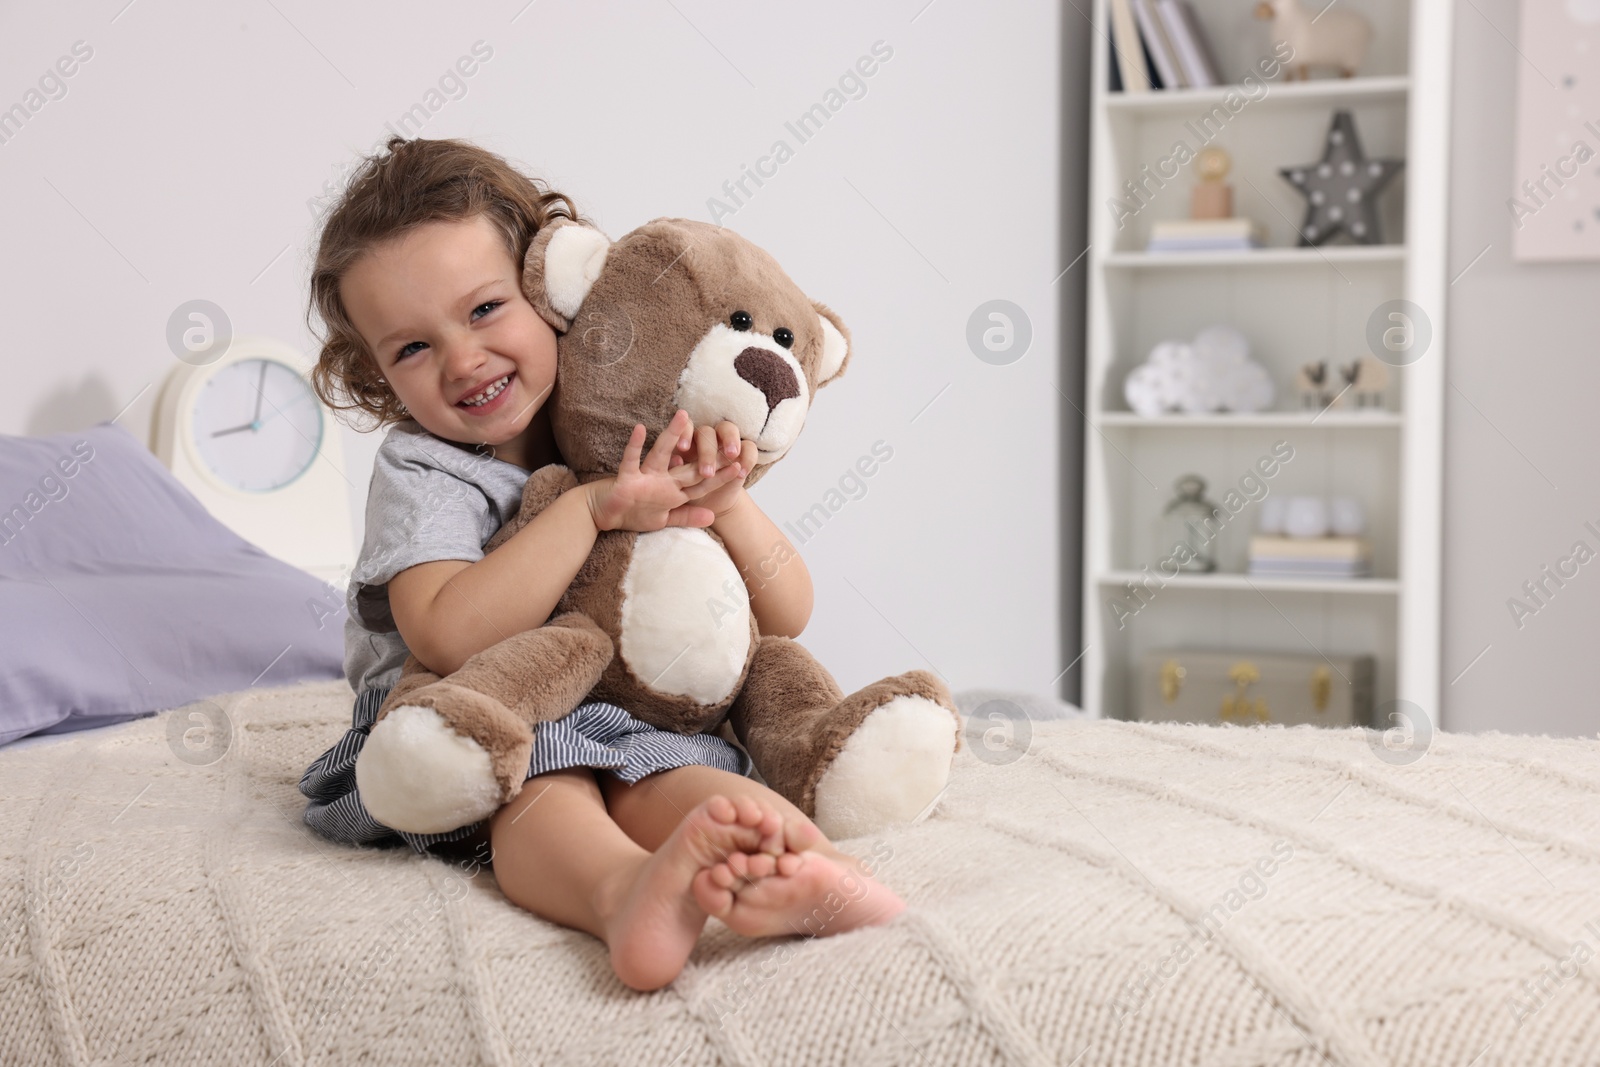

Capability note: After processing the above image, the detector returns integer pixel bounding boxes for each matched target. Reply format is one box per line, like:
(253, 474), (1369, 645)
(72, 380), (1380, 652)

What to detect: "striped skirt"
(298, 685), (755, 855)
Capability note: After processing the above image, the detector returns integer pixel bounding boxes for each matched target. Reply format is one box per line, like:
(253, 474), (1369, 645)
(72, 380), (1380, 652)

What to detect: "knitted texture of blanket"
(3, 679), (1598, 1066)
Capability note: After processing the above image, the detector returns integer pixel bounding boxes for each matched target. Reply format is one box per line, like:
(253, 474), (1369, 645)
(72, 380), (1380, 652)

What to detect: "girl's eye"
(393, 302), (502, 361)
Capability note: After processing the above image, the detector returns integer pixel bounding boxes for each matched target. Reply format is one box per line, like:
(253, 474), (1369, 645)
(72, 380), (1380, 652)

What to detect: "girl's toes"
(732, 795), (766, 829)
(708, 860), (740, 889)
(722, 851), (776, 883)
(775, 851), (808, 877)
(693, 868), (734, 917)
(756, 817), (785, 856)
(703, 794), (738, 825)
(761, 808), (783, 838)
(783, 817), (823, 854)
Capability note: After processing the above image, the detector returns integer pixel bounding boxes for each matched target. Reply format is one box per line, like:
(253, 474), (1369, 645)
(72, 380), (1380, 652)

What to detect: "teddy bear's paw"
(355, 705), (504, 835)
(811, 694), (959, 841)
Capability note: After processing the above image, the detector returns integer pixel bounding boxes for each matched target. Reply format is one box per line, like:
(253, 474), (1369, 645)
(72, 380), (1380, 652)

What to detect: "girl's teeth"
(462, 375), (510, 406)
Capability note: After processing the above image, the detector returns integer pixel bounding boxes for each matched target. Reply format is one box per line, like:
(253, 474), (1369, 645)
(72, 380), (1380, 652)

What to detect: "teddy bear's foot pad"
(811, 694), (958, 841)
(355, 704), (505, 835)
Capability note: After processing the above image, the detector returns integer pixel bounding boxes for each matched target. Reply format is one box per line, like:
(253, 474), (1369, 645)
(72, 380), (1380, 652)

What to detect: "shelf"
(1096, 412), (1403, 429)
(1104, 246), (1406, 270)
(1081, 0), (1448, 725)
(1097, 571), (1402, 596)
(1103, 76), (1411, 117)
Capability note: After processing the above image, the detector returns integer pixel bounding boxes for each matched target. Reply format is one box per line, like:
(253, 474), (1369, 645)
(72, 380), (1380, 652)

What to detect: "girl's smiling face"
(342, 213), (558, 469)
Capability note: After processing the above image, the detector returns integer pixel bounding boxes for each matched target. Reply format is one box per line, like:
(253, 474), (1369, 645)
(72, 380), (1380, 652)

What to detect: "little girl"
(296, 136), (904, 991)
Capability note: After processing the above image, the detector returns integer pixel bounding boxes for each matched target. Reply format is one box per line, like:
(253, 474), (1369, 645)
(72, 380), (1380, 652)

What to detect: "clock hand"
(253, 389), (318, 428)
(252, 362), (266, 424)
(211, 422), (257, 437)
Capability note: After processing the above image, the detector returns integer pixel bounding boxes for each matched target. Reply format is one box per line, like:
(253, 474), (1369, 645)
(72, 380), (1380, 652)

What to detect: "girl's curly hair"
(305, 136), (587, 430)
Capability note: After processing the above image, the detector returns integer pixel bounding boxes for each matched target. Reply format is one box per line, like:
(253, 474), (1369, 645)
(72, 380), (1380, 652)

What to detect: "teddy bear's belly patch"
(617, 527), (751, 704)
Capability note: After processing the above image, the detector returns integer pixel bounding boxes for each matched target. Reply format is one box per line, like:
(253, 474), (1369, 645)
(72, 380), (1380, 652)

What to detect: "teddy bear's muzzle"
(734, 346), (801, 415)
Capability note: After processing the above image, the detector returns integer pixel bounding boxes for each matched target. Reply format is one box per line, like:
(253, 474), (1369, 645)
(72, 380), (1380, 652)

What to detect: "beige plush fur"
(356, 217), (962, 838)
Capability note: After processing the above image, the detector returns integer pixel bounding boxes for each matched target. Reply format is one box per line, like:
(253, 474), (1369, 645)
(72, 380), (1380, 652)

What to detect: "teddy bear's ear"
(813, 300), (851, 388)
(522, 218), (611, 332)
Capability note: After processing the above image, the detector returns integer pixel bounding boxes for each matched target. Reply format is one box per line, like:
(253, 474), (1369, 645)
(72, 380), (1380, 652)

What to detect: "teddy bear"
(353, 216), (963, 842)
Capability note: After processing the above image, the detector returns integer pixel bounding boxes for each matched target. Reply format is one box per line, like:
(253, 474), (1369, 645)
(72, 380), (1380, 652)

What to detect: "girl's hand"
(672, 419), (756, 519)
(585, 410), (742, 532)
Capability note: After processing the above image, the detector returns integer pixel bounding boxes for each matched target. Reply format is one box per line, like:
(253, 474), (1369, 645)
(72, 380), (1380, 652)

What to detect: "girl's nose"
(443, 340), (485, 379)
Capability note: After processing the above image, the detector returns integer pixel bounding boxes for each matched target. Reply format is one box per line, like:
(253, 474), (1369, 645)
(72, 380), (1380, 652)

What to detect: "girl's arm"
(683, 420), (812, 639)
(388, 483), (601, 677)
(391, 411), (739, 676)
(713, 492), (814, 639)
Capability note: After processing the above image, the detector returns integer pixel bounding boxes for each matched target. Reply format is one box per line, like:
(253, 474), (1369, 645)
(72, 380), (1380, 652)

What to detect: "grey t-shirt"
(343, 419), (533, 695)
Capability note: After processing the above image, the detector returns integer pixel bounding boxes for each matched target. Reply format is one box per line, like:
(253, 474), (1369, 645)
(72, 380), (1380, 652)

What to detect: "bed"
(6, 425), (1600, 1065)
(4, 677), (1599, 1066)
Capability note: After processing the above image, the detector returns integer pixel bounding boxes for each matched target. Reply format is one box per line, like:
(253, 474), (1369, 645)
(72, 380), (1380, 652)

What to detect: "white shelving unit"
(1103, 245), (1407, 269)
(1080, 0), (1453, 723)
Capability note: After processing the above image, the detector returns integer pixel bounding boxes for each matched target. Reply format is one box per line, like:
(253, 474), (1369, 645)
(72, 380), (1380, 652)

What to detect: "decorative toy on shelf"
(1279, 110), (1404, 246)
(1192, 146), (1233, 219)
(1123, 324), (1275, 415)
(1340, 356), (1391, 409)
(1295, 361), (1336, 409)
(1254, 0), (1373, 80)
(1146, 148), (1267, 252)
(1295, 356), (1391, 411)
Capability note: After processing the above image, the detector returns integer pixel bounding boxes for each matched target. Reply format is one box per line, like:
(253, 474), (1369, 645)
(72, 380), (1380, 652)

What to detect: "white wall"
(1444, 0), (1600, 736)
(0, 2), (1075, 703)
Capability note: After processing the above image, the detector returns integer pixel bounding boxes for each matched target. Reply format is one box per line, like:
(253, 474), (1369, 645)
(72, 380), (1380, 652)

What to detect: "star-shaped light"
(1279, 110), (1403, 246)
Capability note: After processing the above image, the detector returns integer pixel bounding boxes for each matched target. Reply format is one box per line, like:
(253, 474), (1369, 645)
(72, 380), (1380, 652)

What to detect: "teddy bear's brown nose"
(734, 347), (800, 414)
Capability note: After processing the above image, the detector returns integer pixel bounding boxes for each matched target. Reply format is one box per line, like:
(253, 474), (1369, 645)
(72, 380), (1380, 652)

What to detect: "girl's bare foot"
(597, 794), (783, 991)
(693, 822), (905, 939)
(690, 815), (815, 919)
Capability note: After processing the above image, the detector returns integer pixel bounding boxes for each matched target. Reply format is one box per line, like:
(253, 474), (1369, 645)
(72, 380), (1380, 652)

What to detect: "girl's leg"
(488, 768), (643, 939)
(599, 765), (906, 938)
(486, 767), (788, 991)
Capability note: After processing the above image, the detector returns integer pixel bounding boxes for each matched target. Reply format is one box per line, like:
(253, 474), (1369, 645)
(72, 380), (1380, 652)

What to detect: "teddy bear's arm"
(483, 464), (579, 554)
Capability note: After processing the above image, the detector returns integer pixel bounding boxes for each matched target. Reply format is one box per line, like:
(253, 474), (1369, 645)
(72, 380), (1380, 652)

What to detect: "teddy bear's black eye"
(773, 327), (794, 349)
(730, 310), (752, 331)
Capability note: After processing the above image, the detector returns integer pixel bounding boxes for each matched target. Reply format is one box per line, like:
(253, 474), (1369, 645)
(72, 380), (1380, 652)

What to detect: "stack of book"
(1146, 218), (1266, 252)
(1248, 536), (1373, 580)
(1109, 0), (1222, 92)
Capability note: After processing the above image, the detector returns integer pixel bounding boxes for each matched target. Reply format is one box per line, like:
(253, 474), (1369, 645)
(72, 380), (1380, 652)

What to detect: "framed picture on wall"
(1511, 1), (1600, 261)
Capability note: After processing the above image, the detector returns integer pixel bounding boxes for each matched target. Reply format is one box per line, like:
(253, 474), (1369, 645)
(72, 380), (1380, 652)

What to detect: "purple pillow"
(0, 421), (344, 746)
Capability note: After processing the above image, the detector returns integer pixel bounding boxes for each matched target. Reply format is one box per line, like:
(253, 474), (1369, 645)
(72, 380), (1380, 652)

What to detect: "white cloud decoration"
(1122, 325), (1276, 416)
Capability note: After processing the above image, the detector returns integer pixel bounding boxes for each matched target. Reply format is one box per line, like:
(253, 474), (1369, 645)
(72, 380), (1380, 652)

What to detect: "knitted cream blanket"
(3, 679), (1599, 1066)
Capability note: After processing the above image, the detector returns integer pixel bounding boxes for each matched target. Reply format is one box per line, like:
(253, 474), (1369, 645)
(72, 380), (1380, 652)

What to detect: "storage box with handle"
(1136, 649), (1376, 727)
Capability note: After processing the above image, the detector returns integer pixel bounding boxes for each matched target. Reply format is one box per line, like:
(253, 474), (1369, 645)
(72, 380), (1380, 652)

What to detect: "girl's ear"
(522, 218), (612, 333)
(812, 300), (851, 388)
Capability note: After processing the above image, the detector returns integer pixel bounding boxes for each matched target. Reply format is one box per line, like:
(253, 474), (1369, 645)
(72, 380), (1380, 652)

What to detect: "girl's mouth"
(457, 372), (514, 414)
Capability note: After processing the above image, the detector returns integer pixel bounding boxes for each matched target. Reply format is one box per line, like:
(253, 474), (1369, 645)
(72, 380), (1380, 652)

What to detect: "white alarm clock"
(152, 335), (354, 586)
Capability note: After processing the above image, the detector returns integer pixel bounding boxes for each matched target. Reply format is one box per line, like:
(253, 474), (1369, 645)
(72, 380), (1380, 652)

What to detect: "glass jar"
(1158, 474), (1222, 573)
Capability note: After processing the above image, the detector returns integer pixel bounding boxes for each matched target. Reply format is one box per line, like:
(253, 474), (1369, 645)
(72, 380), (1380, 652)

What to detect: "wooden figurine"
(1340, 356), (1390, 409)
(1296, 360), (1341, 410)
(1191, 147), (1234, 220)
(1254, 0), (1373, 80)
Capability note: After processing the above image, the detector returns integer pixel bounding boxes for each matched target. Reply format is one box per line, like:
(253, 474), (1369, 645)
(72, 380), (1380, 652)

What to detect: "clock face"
(191, 358), (323, 492)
